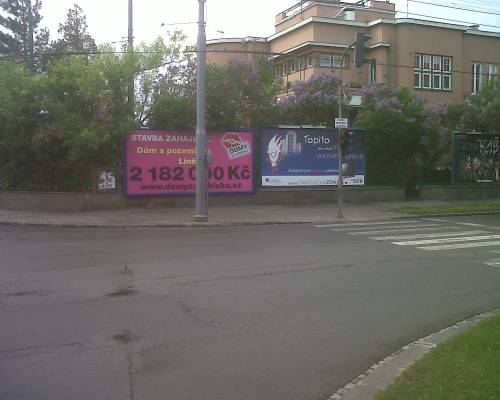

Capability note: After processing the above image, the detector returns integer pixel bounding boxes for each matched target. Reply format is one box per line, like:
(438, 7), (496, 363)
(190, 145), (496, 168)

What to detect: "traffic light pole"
(194, 0), (208, 222)
(337, 42), (355, 219)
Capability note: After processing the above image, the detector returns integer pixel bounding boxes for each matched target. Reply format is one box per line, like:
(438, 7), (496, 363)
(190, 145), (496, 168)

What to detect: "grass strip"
(375, 313), (500, 400)
(397, 203), (500, 215)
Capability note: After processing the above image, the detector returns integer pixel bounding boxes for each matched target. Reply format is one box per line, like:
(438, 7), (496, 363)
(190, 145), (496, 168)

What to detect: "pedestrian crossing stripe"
(418, 240), (500, 251)
(314, 220), (423, 228)
(348, 226), (459, 236)
(330, 223), (440, 232)
(483, 259), (500, 267)
(371, 230), (486, 241)
(392, 234), (500, 246)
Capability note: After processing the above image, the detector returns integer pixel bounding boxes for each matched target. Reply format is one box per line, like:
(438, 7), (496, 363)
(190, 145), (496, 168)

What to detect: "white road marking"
(348, 226), (453, 235)
(418, 241), (500, 251)
(314, 220), (422, 228)
(483, 259), (500, 268)
(393, 234), (500, 246)
(455, 222), (485, 227)
(371, 230), (487, 241)
(331, 223), (440, 232)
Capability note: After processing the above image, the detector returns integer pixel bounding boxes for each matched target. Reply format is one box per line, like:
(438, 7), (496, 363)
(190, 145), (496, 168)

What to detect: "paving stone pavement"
(0, 203), (405, 227)
(1, 199), (498, 227)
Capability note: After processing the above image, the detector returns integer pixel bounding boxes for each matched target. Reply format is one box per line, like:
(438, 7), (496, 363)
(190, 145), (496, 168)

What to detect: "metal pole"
(128, 0), (135, 116)
(337, 64), (344, 219)
(194, 0), (208, 222)
(337, 44), (354, 219)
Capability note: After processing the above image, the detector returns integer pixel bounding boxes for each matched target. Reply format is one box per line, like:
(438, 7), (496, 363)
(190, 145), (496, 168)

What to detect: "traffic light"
(354, 32), (371, 68)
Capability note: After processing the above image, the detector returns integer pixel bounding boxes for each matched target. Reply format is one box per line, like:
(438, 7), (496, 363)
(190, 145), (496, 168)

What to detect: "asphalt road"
(1, 215), (500, 400)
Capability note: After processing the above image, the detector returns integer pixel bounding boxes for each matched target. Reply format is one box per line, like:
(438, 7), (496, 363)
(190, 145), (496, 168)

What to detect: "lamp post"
(194, 0), (208, 222)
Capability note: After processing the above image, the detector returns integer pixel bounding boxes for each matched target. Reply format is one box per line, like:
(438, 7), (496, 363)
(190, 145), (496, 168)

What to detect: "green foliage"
(205, 58), (281, 130)
(278, 73), (340, 125)
(376, 314), (500, 400)
(0, 32), (195, 191)
(357, 84), (442, 186)
(52, 4), (97, 56)
(136, 32), (195, 127)
(448, 77), (500, 134)
(0, 0), (48, 70)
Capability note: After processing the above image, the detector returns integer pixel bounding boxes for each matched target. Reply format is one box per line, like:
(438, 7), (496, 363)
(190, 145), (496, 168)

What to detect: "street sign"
(335, 118), (348, 129)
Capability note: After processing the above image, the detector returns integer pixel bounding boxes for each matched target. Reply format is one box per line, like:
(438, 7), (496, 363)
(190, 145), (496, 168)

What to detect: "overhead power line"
(396, 11), (500, 30)
(408, 0), (500, 16)
(1, 48), (498, 78)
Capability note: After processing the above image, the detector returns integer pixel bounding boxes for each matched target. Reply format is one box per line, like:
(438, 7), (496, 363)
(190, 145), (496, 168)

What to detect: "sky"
(39, 0), (500, 47)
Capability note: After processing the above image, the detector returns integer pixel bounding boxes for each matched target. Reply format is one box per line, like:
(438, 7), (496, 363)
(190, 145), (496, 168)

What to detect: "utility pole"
(337, 43), (354, 219)
(194, 0), (208, 222)
(128, 0), (134, 116)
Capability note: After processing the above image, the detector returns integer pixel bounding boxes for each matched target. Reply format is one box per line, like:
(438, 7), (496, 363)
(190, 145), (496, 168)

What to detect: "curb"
(0, 210), (498, 229)
(392, 210), (500, 218)
(0, 220), (316, 229)
(328, 309), (500, 400)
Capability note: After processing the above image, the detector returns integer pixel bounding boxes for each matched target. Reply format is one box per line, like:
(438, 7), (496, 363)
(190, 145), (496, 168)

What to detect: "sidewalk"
(0, 199), (498, 228)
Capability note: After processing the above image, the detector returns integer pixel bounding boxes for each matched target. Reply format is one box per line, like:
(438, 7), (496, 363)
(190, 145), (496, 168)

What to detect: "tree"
(447, 77), (500, 134)
(0, 0), (47, 69)
(52, 4), (97, 56)
(204, 57), (281, 130)
(135, 31), (195, 127)
(277, 73), (351, 126)
(357, 84), (442, 186)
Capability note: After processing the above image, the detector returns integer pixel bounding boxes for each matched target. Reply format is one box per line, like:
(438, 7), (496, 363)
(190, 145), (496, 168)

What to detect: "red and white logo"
(222, 133), (251, 160)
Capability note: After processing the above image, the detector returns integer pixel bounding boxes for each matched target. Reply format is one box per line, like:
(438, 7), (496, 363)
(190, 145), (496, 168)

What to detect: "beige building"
(206, 0), (500, 104)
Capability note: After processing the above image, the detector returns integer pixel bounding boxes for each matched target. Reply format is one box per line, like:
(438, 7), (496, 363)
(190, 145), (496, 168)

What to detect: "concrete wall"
(0, 187), (404, 212)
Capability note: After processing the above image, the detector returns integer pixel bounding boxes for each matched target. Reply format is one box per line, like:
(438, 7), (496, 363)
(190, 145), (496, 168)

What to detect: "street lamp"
(194, 0), (208, 222)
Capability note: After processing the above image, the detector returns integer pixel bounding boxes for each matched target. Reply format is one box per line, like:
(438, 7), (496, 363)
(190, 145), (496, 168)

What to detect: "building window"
(472, 62), (482, 93)
(415, 54), (422, 69)
(433, 74), (441, 90)
(423, 55), (431, 70)
(442, 57), (451, 72)
(414, 72), (421, 88)
(369, 60), (377, 83)
(290, 60), (296, 73)
(488, 63), (498, 82)
(332, 54), (348, 68)
(422, 73), (431, 89)
(319, 53), (331, 67)
(414, 53), (452, 91)
(318, 53), (348, 68)
(307, 55), (314, 67)
(432, 56), (442, 71)
(442, 74), (452, 90)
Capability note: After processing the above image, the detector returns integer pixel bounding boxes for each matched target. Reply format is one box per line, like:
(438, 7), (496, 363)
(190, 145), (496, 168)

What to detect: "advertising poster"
(453, 132), (500, 184)
(95, 167), (118, 193)
(125, 130), (255, 196)
(261, 127), (365, 187)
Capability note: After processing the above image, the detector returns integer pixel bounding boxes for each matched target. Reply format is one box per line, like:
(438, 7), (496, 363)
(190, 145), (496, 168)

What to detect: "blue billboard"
(261, 127), (365, 187)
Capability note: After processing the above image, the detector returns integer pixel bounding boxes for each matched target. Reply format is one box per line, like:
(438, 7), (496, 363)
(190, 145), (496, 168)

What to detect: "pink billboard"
(125, 129), (255, 196)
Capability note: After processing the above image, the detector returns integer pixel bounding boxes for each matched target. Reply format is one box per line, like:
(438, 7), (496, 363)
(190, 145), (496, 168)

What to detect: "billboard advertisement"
(261, 127), (365, 187)
(453, 132), (500, 184)
(125, 130), (255, 196)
